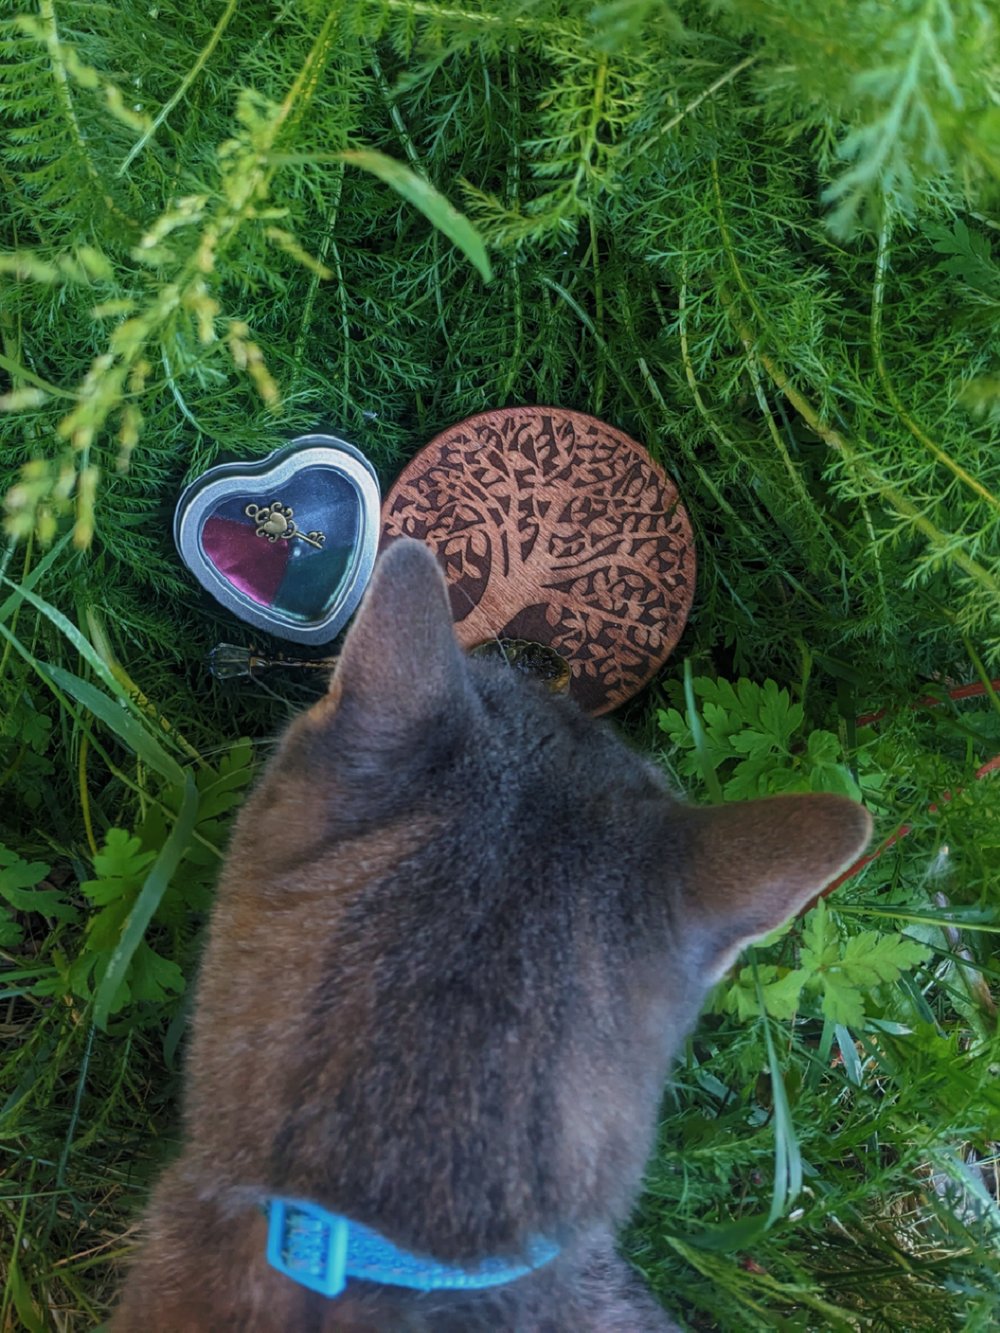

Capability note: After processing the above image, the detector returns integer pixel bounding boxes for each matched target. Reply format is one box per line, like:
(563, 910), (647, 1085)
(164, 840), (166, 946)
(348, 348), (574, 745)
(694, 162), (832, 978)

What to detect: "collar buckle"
(267, 1198), (349, 1298)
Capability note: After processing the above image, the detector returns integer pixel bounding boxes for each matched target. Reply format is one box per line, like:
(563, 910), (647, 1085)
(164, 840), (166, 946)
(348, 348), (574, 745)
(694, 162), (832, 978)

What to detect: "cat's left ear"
(679, 793), (873, 978)
(330, 537), (470, 731)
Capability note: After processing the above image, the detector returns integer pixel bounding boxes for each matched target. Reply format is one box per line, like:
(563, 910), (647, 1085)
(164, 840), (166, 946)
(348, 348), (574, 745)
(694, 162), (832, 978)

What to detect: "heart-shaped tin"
(174, 434), (380, 645)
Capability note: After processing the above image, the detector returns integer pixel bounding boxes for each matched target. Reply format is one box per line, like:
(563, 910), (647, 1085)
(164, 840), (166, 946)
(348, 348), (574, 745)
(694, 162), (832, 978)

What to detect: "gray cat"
(112, 538), (871, 1331)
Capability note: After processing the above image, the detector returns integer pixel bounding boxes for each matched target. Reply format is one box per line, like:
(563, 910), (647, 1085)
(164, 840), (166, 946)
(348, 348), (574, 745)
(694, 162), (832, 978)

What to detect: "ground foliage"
(1, 0), (999, 1327)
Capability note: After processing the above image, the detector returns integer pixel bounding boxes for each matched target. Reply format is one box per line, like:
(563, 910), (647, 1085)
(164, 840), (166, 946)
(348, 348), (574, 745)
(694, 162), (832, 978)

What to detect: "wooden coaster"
(380, 406), (696, 714)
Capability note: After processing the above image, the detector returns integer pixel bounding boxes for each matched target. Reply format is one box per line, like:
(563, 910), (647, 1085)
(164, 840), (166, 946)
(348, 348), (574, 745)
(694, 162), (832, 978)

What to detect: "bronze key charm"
(244, 501), (325, 549)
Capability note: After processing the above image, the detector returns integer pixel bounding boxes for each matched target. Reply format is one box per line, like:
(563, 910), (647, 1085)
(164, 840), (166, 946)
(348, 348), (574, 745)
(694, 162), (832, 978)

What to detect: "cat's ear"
(680, 794), (872, 978)
(330, 537), (469, 729)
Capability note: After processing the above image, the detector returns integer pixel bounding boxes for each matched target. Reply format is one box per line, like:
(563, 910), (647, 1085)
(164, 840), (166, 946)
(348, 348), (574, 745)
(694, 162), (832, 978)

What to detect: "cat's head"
(270, 538), (871, 987)
(199, 538), (872, 1249)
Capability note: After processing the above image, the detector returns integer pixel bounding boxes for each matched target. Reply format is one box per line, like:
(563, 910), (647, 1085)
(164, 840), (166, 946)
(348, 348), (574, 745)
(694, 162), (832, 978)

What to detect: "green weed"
(1, 0), (998, 1327)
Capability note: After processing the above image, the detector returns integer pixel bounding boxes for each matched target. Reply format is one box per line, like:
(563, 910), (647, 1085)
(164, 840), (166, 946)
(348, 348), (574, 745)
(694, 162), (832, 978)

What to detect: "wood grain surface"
(381, 406), (696, 714)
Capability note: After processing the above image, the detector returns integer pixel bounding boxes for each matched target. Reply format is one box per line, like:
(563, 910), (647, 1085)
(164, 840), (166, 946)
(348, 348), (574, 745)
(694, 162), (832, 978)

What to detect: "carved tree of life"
(381, 407), (696, 714)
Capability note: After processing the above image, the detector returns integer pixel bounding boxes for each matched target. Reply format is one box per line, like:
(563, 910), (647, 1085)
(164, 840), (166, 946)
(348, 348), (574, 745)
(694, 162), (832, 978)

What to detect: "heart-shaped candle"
(174, 435), (380, 645)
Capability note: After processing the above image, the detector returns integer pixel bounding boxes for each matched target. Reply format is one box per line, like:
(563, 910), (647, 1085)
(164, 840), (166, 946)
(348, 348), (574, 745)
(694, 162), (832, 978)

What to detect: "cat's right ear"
(679, 794), (872, 979)
(329, 538), (470, 731)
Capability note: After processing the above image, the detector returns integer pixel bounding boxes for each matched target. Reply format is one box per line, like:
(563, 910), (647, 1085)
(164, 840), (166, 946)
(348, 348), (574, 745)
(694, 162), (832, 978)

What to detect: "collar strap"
(266, 1197), (559, 1298)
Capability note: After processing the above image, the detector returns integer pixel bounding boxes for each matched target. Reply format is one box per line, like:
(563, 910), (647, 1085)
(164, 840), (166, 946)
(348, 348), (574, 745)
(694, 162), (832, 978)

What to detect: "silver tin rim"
(174, 434), (380, 646)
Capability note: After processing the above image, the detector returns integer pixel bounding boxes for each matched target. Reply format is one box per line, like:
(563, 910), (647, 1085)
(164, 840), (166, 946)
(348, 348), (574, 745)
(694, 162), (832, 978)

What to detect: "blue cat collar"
(266, 1197), (559, 1297)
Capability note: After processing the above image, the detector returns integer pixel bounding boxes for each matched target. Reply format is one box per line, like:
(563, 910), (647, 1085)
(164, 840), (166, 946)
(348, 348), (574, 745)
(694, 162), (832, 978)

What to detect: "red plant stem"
(855, 678), (1000, 728)
(811, 752), (1000, 909)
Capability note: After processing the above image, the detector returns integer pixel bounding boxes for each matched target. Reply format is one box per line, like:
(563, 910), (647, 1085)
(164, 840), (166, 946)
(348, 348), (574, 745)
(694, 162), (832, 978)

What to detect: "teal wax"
(273, 542), (353, 621)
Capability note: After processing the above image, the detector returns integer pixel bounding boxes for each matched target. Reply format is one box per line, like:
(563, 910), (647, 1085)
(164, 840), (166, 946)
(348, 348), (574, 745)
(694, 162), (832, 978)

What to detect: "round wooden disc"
(380, 406), (696, 714)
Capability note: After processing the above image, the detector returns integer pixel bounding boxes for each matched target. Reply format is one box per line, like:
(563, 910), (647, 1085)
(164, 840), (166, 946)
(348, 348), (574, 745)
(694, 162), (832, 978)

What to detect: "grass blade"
(2, 575), (119, 694)
(0, 533), (73, 627)
(44, 664), (185, 787)
(837, 902), (1000, 933)
(93, 771), (198, 1029)
(683, 658), (724, 802)
(6, 1259), (44, 1333)
(753, 953), (802, 1225)
(339, 149), (493, 282)
(834, 1024), (864, 1085)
